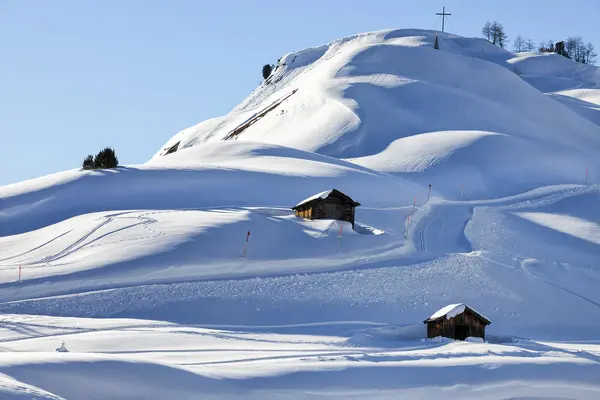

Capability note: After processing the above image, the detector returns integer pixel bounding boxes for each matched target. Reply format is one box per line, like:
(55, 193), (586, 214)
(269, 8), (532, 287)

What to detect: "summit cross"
(436, 6), (451, 33)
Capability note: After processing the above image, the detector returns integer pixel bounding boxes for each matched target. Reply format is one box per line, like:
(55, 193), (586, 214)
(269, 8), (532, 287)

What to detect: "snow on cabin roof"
(292, 189), (361, 209)
(294, 190), (333, 209)
(424, 303), (491, 324)
(429, 303), (465, 321)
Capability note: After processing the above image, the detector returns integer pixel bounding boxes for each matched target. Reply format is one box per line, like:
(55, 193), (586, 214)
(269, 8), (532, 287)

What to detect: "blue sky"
(1, 0), (598, 185)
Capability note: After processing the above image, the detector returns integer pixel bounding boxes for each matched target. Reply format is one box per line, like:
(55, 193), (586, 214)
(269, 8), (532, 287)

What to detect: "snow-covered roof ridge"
(292, 189), (361, 209)
(293, 190), (333, 208)
(424, 303), (491, 324)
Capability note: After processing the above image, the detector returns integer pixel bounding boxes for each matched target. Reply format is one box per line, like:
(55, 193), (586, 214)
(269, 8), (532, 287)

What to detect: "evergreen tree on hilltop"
(555, 41), (568, 58)
(93, 147), (119, 169)
(82, 154), (95, 170)
(262, 64), (273, 80)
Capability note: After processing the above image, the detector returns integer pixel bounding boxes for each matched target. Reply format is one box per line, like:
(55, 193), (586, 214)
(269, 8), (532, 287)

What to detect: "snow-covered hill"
(1, 29), (600, 398)
(157, 29), (600, 198)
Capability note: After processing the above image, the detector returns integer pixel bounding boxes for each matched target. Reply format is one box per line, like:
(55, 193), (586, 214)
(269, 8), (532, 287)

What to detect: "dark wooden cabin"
(424, 303), (491, 340)
(292, 189), (361, 228)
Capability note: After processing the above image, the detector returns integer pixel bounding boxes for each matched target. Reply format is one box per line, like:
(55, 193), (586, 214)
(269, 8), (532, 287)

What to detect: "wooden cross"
(436, 6), (451, 33)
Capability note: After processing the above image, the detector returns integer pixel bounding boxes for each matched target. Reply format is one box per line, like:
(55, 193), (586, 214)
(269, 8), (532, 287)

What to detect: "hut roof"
(292, 189), (361, 210)
(423, 303), (491, 325)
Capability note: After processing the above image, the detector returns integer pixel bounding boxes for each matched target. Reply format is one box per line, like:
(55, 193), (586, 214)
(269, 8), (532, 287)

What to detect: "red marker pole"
(243, 230), (251, 258)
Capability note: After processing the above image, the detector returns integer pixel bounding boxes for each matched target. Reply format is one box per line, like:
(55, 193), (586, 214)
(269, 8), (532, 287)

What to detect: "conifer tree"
(82, 154), (95, 170)
(93, 147), (118, 169)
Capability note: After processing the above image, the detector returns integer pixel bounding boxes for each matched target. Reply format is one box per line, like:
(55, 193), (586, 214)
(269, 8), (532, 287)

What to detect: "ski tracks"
(22, 211), (167, 267)
(414, 205), (439, 252)
(37, 217), (114, 264)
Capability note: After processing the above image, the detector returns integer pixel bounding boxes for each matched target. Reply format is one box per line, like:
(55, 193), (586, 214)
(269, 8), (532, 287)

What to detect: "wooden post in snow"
(336, 225), (343, 254)
(243, 230), (251, 258)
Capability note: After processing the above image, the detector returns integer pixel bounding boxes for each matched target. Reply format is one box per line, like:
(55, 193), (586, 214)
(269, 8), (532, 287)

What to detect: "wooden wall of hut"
(426, 309), (487, 339)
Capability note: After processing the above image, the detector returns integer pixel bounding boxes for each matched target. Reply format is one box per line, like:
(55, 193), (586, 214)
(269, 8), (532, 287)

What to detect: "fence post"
(243, 230), (251, 258)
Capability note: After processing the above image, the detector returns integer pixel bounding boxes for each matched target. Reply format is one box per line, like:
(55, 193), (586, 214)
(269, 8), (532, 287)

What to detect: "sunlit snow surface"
(1, 29), (600, 398)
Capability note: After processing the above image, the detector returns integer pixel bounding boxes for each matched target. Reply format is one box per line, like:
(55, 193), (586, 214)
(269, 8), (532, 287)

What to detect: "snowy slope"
(0, 141), (419, 237)
(2, 28), (600, 398)
(504, 51), (600, 128)
(1, 314), (600, 399)
(156, 29), (600, 198)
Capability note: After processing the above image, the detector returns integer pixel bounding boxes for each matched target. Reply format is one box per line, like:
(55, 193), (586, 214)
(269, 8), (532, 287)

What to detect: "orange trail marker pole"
(243, 230), (251, 258)
(336, 225), (343, 254)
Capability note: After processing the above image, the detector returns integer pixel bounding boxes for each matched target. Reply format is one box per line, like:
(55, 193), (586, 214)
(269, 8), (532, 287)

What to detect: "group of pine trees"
(482, 21), (596, 65)
(82, 147), (118, 170)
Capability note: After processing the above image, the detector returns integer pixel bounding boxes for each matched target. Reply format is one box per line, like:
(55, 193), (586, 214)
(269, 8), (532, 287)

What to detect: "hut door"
(324, 204), (344, 219)
(454, 325), (469, 340)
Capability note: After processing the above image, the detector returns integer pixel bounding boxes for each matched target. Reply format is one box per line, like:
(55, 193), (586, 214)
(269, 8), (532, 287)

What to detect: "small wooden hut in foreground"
(424, 303), (491, 340)
(292, 189), (361, 228)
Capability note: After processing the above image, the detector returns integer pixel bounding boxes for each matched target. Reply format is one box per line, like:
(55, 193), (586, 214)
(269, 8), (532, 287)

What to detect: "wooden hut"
(292, 189), (361, 228)
(424, 303), (491, 340)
